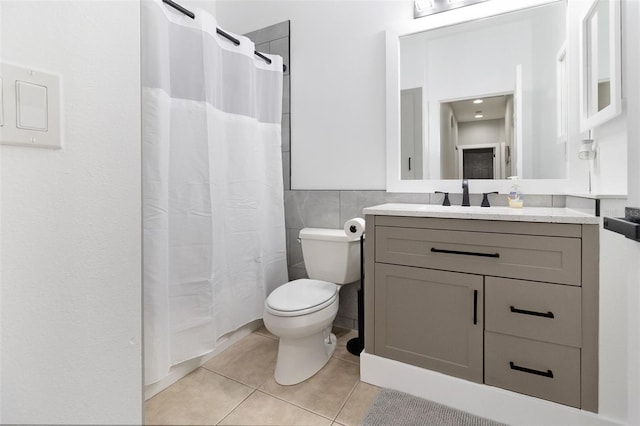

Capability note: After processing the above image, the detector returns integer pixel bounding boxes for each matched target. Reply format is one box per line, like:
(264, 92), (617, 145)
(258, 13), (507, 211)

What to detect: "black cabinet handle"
(509, 361), (554, 378)
(408, 157), (412, 171)
(473, 289), (478, 325)
(431, 248), (500, 258)
(510, 306), (555, 318)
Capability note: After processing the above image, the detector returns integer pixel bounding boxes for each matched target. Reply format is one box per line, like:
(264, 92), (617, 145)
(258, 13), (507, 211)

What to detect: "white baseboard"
(144, 319), (262, 400)
(360, 352), (622, 426)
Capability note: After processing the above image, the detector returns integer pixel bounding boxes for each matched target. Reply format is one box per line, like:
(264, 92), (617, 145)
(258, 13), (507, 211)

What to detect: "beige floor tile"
(259, 357), (360, 419)
(332, 329), (361, 365)
(335, 382), (380, 426)
(202, 333), (278, 388)
(254, 324), (278, 340)
(219, 391), (332, 426)
(145, 368), (252, 425)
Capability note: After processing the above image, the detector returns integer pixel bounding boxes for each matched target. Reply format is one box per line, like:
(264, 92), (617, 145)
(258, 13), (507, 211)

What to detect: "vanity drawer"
(375, 226), (581, 285)
(485, 332), (581, 408)
(485, 277), (582, 347)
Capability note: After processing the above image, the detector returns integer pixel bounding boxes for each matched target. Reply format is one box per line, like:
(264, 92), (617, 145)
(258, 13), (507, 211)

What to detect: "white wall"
(623, 1), (640, 424)
(0, 1), (142, 424)
(216, 0), (413, 190)
(458, 119), (505, 147)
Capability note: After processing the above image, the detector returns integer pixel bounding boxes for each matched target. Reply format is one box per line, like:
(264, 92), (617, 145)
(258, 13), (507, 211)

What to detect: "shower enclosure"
(141, 0), (288, 386)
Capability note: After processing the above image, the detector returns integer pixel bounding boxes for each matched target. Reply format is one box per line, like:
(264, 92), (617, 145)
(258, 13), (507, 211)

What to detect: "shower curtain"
(142, 0), (288, 385)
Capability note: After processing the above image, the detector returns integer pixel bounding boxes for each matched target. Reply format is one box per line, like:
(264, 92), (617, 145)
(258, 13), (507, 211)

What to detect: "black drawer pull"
(509, 361), (554, 378)
(510, 306), (555, 318)
(430, 248), (500, 258)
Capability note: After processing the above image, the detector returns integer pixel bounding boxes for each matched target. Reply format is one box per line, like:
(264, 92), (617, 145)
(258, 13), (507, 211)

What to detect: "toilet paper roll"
(344, 217), (366, 238)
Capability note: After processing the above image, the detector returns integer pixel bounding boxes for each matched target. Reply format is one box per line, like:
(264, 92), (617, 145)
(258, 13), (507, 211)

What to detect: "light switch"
(16, 80), (48, 131)
(1, 63), (62, 149)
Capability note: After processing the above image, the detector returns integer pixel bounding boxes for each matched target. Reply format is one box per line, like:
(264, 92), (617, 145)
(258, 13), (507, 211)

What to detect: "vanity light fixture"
(473, 99), (483, 104)
(415, 0), (488, 18)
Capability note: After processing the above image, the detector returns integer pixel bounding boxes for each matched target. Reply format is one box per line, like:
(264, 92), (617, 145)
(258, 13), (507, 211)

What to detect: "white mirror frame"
(386, 0), (569, 194)
(579, 0), (622, 132)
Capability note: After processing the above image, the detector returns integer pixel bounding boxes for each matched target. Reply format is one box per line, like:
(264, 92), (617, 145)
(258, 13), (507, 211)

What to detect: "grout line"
(200, 365), (261, 391)
(333, 379), (360, 423)
(255, 389), (335, 422)
(216, 388), (257, 426)
(339, 190), (343, 227)
(332, 354), (360, 366)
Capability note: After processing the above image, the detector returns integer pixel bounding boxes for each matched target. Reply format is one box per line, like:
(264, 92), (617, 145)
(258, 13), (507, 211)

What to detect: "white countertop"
(362, 203), (600, 224)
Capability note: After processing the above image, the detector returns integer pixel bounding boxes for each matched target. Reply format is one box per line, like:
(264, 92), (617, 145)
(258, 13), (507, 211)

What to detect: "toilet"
(263, 227), (361, 385)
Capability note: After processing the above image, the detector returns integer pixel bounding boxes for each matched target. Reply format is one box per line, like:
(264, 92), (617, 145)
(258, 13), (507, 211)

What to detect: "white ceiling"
(447, 94), (511, 123)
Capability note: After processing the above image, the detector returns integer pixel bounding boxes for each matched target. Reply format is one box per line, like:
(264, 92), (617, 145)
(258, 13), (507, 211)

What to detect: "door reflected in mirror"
(399, 1), (567, 181)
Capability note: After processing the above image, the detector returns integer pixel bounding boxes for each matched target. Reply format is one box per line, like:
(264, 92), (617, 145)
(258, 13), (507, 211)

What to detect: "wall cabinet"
(364, 215), (599, 412)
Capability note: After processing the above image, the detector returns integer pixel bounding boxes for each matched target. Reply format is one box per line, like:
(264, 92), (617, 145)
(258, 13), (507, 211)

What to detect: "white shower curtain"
(142, 0), (288, 385)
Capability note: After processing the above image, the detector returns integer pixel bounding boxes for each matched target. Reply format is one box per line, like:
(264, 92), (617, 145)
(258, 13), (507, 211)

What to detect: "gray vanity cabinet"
(364, 214), (599, 413)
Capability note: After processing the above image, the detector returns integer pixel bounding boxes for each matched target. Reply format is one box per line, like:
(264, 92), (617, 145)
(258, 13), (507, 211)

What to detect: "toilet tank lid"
(299, 228), (362, 242)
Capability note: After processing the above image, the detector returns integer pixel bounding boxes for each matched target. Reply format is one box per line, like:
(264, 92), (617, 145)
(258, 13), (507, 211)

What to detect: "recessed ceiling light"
(474, 114), (484, 118)
(473, 99), (483, 104)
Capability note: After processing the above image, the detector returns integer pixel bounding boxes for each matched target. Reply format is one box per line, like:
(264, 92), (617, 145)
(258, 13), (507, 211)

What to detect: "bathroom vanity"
(363, 204), (599, 412)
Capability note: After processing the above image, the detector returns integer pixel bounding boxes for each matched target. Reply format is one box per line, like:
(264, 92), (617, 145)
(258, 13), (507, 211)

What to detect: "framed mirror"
(579, 0), (621, 131)
(386, 0), (569, 194)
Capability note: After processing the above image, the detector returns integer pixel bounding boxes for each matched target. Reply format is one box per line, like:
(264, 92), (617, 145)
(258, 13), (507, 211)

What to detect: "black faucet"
(481, 192), (499, 207)
(435, 191), (451, 206)
(462, 179), (470, 207)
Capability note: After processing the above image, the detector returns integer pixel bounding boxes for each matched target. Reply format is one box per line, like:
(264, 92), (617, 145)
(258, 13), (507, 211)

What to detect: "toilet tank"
(299, 228), (361, 284)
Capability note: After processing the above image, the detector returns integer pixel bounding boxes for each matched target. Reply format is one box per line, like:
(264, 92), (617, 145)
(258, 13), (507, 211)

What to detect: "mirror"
(398, 1), (566, 181)
(579, 0), (621, 131)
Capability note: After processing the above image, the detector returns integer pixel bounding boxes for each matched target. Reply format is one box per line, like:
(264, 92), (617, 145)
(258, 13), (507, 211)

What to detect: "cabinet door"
(374, 264), (483, 383)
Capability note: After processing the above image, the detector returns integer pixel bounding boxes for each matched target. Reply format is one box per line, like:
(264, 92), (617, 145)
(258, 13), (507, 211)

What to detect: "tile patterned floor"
(145, 327), (380, 426)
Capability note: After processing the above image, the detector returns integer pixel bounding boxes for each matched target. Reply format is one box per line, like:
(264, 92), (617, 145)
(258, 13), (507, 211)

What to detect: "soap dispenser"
(507, 176), (523, 208)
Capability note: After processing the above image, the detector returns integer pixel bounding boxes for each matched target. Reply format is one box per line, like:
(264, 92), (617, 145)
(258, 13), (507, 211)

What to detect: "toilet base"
(274, 327), (337, 385)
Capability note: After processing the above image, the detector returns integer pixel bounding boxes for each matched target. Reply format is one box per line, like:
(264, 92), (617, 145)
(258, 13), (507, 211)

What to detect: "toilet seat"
(266, 279), (338, 317)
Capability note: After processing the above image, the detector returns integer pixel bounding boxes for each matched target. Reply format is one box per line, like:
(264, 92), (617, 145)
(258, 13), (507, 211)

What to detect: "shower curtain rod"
(162, 0), (288, 72)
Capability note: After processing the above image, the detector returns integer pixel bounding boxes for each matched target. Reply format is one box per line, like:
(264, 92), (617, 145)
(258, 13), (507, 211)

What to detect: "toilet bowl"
(263, 228), (361, 385)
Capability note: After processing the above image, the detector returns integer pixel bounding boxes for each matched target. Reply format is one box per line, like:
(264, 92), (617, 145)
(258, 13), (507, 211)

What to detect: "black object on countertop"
(462, 179), (470, 207)
(481, 192), (499, 207)
(435, 191), (451, 206)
